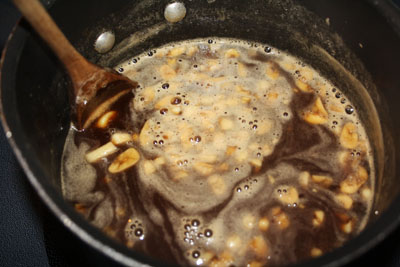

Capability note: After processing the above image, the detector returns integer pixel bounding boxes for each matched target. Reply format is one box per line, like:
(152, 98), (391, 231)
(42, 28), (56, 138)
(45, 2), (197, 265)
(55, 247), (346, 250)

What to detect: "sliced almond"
(336, 194), (353, 210)
(159, 64), (176, 80)
(361, 187), (372, 201)
(268, 175), (276, 184)
(111, 132), (133, 146)
(194, 161), (214, 176)
(258, 217), (270, 231)
(108, 148), (140, 173)
(242, 214), (256, 230)
(311, 248), (323, 258)
(295, 79), (313, 93)
(247, 261), (263, 267)
(267, 92), (278, 101)
(312, 210), (324, 227)
(241, 96), (251, 104)
(341, 220), (354, 234)
(85, 142), (118, 163)
(218, 163), (229, 172)
(237, 62), (247, 77)
(250, 158), (262, 172)
(210, 252), (233, 267)
(226, 235), (242, 250)
(132, 133), (139, 142)
(304, 97), (328, 125)
(167, 46), (186, 57)
(187, 46), (198, 57)
(174, 170), (188, 181)
(96, 111), (117, 129)
(139, 120), (152, 147)
(276, 186), (299, 205)
(167, 58), (176, 67)
(311, 174), (333, 187)
(271, 207), (290, 229)
(225, 48), (240, 58)
(226, 146), (237, 156)
(249, 236), (268, 257)
(340, 166), (368, 194)
(300, 67), (314, 80)
(266, 63), (280, 80)
(299, 171), (310, 187)
(340, 122), (358, 149)
(208, 174), (226, 195)
(199, 153), (218, 163)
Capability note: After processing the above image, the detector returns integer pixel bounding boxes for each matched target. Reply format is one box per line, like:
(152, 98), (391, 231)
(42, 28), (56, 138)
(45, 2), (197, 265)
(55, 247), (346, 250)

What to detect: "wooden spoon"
(13, 0), (137, 130)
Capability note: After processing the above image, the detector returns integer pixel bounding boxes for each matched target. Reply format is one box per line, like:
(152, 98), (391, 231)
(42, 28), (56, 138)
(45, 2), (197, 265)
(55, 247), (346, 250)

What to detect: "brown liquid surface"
(61, 38), (375, 266)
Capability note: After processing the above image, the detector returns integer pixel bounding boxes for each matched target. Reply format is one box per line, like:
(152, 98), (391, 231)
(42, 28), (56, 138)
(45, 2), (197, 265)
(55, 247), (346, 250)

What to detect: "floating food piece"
(340, 166), (368, 194)
(311, 174), (333, 188)
(258, 217), (270, 231)
(194, 162), (214, 176)
(247, 261), (263, 267)
(225, 146), (237, 156)
(312, 210), (325, 227)
(242, 214), (256, 230)
(299, 171), (310, 187)
(266, 63), (280, 80)
(160, 64), (177, 80)
(341, 220), (354, 234)
(96, 111), (117, 129)
(85, 142), (118, 163)
(311, 248), (323, 258)
(295, 79), (312, 93)
(249, 236), (268, 257)
(340, 122), (359, 149)
(167, 46), (186, 57)
(361, 187), (372, 201)
(304, 97), (328, 125)
(111, 132), (133, 146)
(108, 148), (140, 173)
(225, 48), (240, 58)
(237, 62), (247, 77)
(276, 186), (299, 206)
(336, 194), (353, 210)
(210, 252), (233, 267)
(139, 120), (152, 146)
(226, 235), (242, 250)
(271, 207), (290, 229)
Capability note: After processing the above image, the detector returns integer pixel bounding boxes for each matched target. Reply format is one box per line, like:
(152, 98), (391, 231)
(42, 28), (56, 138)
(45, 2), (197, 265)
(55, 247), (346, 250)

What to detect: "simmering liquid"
(61, 38), (375, 266)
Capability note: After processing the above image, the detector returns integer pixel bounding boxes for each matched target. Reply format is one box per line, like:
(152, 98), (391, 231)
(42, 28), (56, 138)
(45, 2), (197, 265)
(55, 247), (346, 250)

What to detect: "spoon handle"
(13, 0), (98, 93)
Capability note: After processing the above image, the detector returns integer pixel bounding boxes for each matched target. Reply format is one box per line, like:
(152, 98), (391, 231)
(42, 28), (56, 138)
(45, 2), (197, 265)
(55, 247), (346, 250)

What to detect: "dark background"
(1, 0), (400, 266)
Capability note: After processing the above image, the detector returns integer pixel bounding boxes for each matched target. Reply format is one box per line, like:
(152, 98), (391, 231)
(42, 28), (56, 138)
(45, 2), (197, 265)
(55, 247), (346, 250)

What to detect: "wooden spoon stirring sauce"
(13, 0), (138, 130)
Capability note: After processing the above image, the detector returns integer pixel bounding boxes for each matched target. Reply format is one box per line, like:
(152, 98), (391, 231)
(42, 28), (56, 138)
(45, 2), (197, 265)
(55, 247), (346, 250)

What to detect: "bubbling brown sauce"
(61, 38), (375, 266)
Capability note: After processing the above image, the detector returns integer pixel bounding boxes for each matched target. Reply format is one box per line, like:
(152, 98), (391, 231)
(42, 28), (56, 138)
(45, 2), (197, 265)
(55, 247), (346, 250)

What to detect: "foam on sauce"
(61, 38), (375, 266)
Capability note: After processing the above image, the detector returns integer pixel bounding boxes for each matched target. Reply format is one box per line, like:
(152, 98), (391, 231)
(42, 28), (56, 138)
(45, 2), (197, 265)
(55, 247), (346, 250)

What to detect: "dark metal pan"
(1, 0), (400, 266)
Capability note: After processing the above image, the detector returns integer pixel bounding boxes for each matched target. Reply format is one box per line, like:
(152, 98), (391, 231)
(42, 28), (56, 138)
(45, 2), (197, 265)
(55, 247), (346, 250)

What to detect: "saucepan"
(1, 0), (400, 266)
